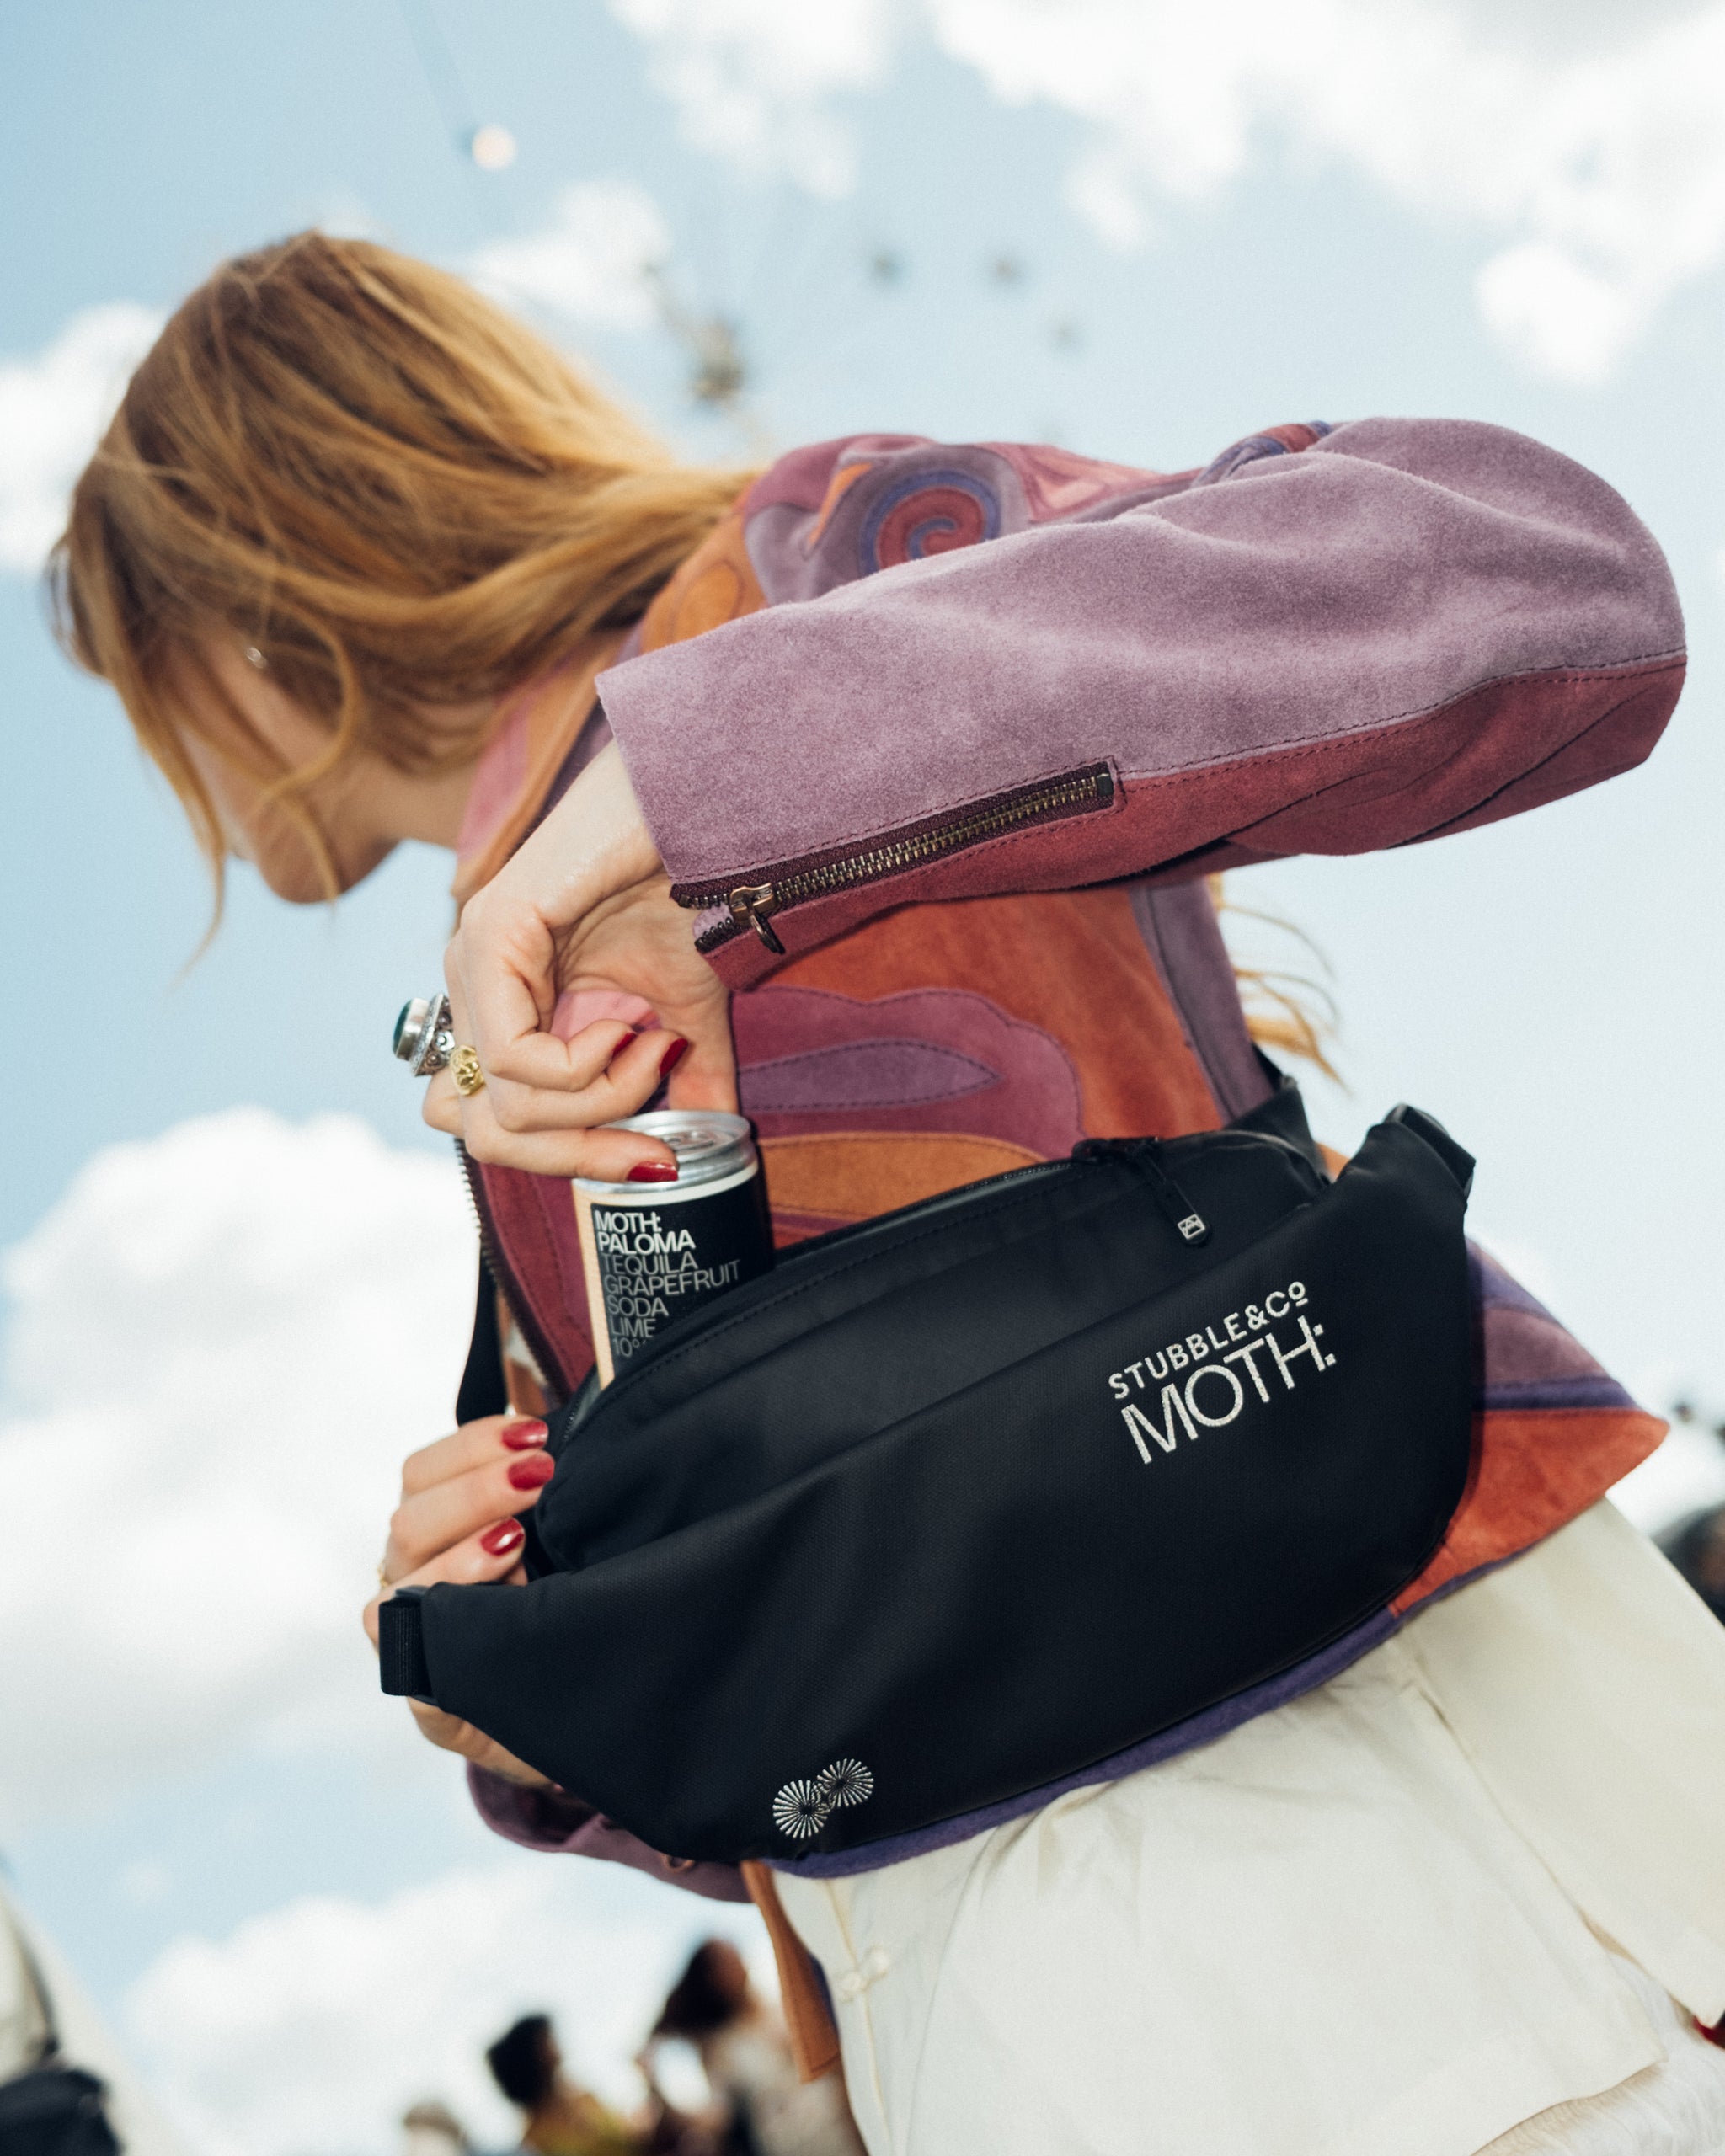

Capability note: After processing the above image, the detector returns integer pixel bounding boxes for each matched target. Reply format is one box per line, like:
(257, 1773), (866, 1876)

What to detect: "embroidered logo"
(773, 1758), (875, 1840)
(1106, 1279), (1339, 1465)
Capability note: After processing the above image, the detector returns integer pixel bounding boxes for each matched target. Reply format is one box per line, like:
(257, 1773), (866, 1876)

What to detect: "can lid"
(572, 1110), (756, 1195)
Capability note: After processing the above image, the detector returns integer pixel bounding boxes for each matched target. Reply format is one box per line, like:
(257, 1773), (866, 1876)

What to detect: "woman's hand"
(425, 743), (737, 1181)
(361, 1412), (557, 1787)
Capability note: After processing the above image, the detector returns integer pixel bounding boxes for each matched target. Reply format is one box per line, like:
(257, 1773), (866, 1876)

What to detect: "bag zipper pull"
(1074, 1138), (1210, 1247)
(727, 883), (785, 953)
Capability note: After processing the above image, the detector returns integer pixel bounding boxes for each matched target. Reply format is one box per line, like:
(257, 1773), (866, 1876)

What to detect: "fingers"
(398, 1412), (548, 1497)
(364, 1412), (558, 1792)
(661, 1020), (741, 1118)
(386, 1453), (551, 1582)
(361, 1522), (528, 1655)
(450, 747), (662, 1085)
(402, 1700), (552, 1786)
(421, 731), (741, 1171)
(479, 1025), (685, 1137)
(385, 1416), (553, 1581)
(438, 974), (683, 1179)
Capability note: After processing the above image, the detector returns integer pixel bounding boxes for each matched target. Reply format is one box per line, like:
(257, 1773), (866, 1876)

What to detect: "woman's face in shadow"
(168, 638), (402, 903)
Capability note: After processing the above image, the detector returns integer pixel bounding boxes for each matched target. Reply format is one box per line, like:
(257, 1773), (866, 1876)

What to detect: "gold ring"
(451, 1045), (486, 1097)
(377, 1559), (392, 1588)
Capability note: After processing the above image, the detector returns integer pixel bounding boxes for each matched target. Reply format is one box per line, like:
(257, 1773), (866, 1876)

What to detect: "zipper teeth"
(772, 771), (1106, 904)
(453, 1142), (569, 1401)
(685, 766), (1111, 952)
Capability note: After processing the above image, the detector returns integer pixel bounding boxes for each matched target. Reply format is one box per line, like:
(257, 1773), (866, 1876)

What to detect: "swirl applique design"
(857, 467), (1001, 574)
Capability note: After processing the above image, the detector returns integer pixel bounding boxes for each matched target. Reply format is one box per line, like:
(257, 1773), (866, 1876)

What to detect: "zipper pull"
(727, 883), (785, 954)
(1073, 1137), (1210, 1247)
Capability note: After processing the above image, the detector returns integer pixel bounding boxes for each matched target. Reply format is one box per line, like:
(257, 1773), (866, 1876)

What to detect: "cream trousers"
(778, 1503), (1725, 2156)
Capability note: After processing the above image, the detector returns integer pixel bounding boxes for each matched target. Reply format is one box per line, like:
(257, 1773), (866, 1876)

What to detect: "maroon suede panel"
(699, 659), (1683, 990)
(468, 1158), (595, 1401)
(732, 983), (1085, 1155)
(467, 1766), (749, 1901)
(603, 419), (1683, 886)
(742, 1038), (996, 1113)
(1130, 883), (1272, 1122)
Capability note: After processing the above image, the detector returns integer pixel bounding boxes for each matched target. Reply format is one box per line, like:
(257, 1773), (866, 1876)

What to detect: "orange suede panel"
(740, 1861), (841, 2082)
(760, 1132), (1043, 1221)
(804, 456), (877, 552)
(638, 508), (765, 652)
(777, 888), (1222, 1141)
(1391, 1406), (1668, 1614)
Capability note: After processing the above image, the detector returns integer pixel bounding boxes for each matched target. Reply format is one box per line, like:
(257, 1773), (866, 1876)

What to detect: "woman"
(55, 232), (1725, 2155)
(642, 1941), (862, 2156)
(484, 2014), (637, 2156)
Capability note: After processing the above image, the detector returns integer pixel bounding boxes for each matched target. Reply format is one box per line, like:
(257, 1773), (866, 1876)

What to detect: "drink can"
(572, 1111), (772, 1385)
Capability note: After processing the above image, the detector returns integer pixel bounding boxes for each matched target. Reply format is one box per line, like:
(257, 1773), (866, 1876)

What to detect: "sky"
(4, 2), (1725, 2149)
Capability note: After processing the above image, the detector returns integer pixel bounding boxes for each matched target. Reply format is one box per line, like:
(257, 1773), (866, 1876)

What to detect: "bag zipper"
(672, 762), (1115, 955)
(1071, 1137), (1211, 1246)
(573, 1125), (1313, 1422)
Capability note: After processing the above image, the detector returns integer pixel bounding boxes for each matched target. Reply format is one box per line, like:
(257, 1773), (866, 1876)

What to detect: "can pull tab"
(1072, 1137), (1210, 1247)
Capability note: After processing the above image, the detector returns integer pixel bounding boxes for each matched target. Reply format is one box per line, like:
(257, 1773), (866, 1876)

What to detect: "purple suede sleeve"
(596, 419), (1684, 985)
(467, 1765), (750, 1902)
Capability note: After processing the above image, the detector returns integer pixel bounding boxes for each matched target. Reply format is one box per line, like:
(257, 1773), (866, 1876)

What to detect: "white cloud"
(606, 0), (895, 195)
(0, 1109), (476, 1828)
(605, 0), (1725, 382)
(925, 0), (1725, 382)
(470, 179), (673, 329)
(127, 1865), (768, 2156)
(0, 302), (164, 574)
(1474, 243), (1646, 387)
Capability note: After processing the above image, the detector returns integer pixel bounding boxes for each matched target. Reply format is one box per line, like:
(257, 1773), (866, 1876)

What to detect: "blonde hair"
(50, 230), (755, 901)
(51, 234), (1336, 1073)
(1211, 878), (1341, 1084)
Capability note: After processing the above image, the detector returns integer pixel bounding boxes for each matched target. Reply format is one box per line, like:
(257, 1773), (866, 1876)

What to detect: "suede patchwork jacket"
(462, 418), (1683, 1895)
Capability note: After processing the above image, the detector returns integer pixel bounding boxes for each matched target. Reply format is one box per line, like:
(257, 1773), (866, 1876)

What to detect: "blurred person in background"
(400, 2097), (472, 2156)
(0, 1877), (188, 2156)
(52, 231), (1725, 2155)
(484, 2013), (637, 2156)
(1655, 1405), (1725, 1624)
(642, 1940), (862, 2156)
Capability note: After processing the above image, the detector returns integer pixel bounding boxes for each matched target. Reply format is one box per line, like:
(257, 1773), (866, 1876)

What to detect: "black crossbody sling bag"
(382, 1077), (1476, 1865)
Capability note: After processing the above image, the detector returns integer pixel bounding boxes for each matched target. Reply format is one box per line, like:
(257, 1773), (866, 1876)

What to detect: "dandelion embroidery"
(773, 1780), (831, 1839)
(818, 1758), (875, 1809)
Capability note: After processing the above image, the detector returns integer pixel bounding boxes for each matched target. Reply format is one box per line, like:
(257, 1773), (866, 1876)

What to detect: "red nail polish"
(627, 1161), (679, 1183)
(507, 1452), (556, 1490)
(500, 1418), (548, 1450)
(480, 1518), (525, 1556)
(659, 1037), (689, 1080)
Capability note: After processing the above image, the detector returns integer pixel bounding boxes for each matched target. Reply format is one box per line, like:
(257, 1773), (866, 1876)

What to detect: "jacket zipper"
(454, 1140), (571, 1401)
(672, 762), (1115, 955)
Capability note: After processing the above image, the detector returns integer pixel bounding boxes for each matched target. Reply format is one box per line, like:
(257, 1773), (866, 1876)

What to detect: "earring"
(243, 644), (268, 670)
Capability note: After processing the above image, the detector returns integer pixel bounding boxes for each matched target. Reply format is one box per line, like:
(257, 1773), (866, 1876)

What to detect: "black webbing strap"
(1384, 1104), (1476, 1198)
(455, 1257), (510, 1426)
(378, 1590), (432, 1699)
